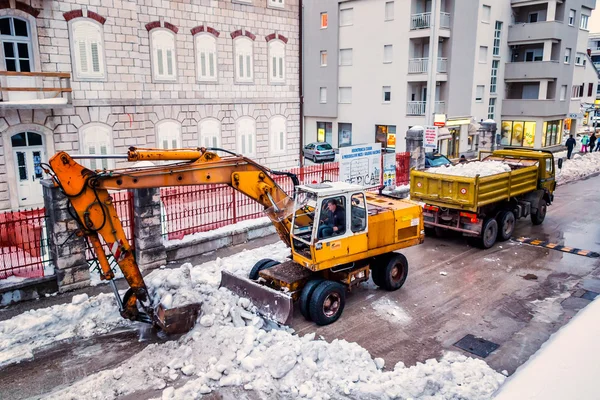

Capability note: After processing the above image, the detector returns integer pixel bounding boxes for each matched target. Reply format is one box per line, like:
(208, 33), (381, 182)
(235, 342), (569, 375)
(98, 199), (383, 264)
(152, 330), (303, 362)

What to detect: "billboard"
(339, 143), (382, 187)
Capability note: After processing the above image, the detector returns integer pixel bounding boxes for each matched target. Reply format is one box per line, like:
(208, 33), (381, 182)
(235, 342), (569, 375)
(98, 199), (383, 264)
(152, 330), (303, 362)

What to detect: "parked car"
(425, 152), (452, 168)
(303, 142), (335, 163)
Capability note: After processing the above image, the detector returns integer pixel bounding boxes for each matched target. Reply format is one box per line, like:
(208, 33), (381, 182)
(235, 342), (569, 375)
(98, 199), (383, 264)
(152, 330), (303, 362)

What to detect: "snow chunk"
(372, 298), (412, 325)
(71, 293), (89, 305)
(428, 160), (511, 177)
(374, 357), (385, 369)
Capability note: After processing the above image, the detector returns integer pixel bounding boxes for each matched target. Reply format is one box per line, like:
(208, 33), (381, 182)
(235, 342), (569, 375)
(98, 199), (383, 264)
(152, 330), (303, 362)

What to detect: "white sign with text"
(339, 143), (382, 187)
(424, 126), (439, 149)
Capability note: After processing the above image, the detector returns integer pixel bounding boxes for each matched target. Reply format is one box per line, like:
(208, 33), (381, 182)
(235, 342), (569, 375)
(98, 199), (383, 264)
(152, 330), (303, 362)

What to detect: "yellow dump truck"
(410, 148), (556, 248)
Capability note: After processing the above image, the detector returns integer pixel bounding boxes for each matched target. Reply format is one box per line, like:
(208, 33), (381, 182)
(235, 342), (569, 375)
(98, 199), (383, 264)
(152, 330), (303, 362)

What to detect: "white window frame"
(383, 44), (393, 64)
(156, 120), (182, 149)
(339, 87), (352, 104)
(194, 33), (218, 83)
(79, 123), (113, 170)
(382, 86), (391, 103)
(339, 48), (353, 66)
(267, 0), (284, 9)
(269, 115), (287, 156)
(236, 116), (256, 157)
(475, 85), (484, 102)
(569, 9), (576, 26)
(580, 14), (589, 30)
(150, 29), (177, 82)
(340, 8), (354, 27)
(490, 59), (499, 94)
(268, 40), (285, 84)
(479, 46), (488, 63)
(69, 19), (106, 81)
(482, 5), (491, 23)
(493, 21), (502, 57)
(487, 97), (496, 120)
(199, 118), (221, 148)
(565, 48), (571, 64)
(320, 87), (327, 103)
(560, 85), (567, 101)
(234, 36), (254, 83)
(320, 50), (327, 66)
(575, 52), (585, 66)
(385, 1), (394, 21)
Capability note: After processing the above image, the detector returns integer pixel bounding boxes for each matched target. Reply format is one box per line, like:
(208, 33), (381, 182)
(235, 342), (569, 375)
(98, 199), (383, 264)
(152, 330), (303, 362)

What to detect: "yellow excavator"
(45, 147), (424, 333)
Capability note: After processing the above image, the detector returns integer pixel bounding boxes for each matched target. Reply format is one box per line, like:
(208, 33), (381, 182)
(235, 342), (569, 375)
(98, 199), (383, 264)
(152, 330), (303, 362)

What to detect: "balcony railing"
(407, 101), (445, 116)
(410, 12), (451, 30)
(408, 57), (448, 74)
(0, 71), (71, 108)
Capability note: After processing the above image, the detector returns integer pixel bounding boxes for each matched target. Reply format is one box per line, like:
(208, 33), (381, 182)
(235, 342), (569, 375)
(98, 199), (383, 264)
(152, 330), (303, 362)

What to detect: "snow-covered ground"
(1, 243), (504, 399)
(555, 152), (600, 185)
(428, 161), (511, 178)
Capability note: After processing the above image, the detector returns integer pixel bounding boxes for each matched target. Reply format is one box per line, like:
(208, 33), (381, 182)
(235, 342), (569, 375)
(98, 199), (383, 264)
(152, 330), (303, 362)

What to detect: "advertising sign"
(424, 126), (438, 149)
(339, 143), (382, 187)
(383, 153), (396, 187)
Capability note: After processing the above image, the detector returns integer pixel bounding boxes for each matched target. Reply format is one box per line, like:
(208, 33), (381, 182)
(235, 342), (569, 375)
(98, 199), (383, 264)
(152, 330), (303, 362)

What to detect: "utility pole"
(424, 0), (440, 127)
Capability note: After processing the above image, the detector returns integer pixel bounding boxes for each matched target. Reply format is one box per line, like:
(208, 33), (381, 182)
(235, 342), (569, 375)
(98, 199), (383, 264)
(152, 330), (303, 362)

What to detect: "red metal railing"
(161, 155), (411, 241)
(0, 207), (49, 279)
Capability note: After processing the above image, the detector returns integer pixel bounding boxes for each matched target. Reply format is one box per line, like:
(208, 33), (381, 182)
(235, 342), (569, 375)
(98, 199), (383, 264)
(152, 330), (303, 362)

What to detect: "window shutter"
(279, 57), (283, 78)
(246, 55), (251, 78)
(157, 49), (164, 75)
(272, 57), (276, 77)
(238, 54), (244, 78)
(200, 52), (207, 77)
(167, 50), (173, 76)
(209, 52), (215, 77)
(279, 131), (284, 151)
(79, 41), (88, 72)
(91, 42), (100, 73)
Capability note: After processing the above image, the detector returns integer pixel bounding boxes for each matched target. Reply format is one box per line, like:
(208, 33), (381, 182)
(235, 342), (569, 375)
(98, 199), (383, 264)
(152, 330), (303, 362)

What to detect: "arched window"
(156, 120), (182, 149)
(269, 115), (287, 155)
(268, 40), (285, 84)
(199, 118), (221, 148)
(80, 124), (113, 170)
(195, 34), (217, 82)
(236, 117), (256, 157)
(70, 19), (105, 79)
(0, 16), (32, 72)
(234, 37), (253, 82)
(151, 29), (176, 81)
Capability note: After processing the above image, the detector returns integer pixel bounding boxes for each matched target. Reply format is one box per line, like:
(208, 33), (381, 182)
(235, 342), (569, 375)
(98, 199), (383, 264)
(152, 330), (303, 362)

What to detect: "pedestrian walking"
(581, 134), (590, 153)
(565, 135), (577, 159)
(590, 133), (597, 153)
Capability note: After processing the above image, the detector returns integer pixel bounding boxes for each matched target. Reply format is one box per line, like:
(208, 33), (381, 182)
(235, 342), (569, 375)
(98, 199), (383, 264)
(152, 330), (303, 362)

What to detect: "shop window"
(338, 123), (352, 147)
(541, 120), (562, 147)
(317, 121), (333, 143)
(375, 125), (396, 152)
(501, 121), (536, 147)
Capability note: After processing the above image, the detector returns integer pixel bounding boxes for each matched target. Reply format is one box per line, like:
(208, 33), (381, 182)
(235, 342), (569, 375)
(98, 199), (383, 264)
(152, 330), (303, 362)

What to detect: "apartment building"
(303, 0), (596, 158)
(0, 0), (300, 211)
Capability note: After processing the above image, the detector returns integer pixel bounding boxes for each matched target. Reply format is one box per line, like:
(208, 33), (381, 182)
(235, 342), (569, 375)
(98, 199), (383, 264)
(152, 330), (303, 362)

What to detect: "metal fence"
(0, 207), (50, 279)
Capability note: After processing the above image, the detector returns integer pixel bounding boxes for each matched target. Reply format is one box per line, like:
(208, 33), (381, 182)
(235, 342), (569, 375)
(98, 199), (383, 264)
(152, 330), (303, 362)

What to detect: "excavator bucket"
(154, 303), (202, 335)
(220, 270), (294, 325)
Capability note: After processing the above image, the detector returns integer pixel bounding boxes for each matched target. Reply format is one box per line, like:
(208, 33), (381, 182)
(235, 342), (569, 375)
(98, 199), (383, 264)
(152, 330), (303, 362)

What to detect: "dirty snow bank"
(556, 152), (600, 185)
(428, 161), (511, 178)
(0, 292), (130, 367)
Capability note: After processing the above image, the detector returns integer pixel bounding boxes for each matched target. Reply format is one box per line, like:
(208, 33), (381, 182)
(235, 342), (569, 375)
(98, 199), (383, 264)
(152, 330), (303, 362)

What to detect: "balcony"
(0, 71), (72, 109)
(502, 99), (566, 118)
(407, 101), (446, 116)
(508, 21), (565, 44)
(410, 12), (451, 30)
(505, 61), (563, 81)
(408, 58), (449, 74)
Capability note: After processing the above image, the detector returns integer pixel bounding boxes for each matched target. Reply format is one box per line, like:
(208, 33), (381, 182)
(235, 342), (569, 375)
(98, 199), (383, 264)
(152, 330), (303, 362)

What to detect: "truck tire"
(531, 199), (547, 225)
(308, 281), (346, 326)
(299, 279), (325, 320)
(378, 253), (409, 291)
(479, 218), (498, 249)
(249, 259), (279, 280)
(496, 211), (516, 242)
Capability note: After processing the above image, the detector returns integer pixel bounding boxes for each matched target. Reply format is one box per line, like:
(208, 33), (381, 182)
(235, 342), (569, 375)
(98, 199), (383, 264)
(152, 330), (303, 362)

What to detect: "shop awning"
(438, 127), (452, 140)
(468, 122), (481, 136)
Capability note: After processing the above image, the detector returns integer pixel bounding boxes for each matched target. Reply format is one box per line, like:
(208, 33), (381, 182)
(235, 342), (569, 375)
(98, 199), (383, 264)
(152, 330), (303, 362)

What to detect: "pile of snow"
(372, 298), (412, 325)
(556, 152), (600, 185)
(428, 161), (511, 178)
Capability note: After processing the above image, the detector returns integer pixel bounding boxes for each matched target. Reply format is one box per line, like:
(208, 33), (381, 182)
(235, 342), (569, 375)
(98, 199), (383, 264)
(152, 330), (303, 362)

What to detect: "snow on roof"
(296, 181), (366, 195)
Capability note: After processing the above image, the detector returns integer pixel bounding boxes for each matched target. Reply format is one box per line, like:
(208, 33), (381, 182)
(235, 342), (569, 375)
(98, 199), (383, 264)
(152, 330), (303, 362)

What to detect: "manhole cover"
(580, 290), (599, 301)
(453, 334), (499, 358)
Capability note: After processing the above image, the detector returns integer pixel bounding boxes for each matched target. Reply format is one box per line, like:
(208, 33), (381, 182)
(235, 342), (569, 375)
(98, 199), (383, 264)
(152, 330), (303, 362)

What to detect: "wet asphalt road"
(1, 176), (599, 399)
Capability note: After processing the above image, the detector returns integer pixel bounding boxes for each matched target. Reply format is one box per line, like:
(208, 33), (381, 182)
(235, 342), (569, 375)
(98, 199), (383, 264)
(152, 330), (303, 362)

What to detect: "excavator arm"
(45, 147), (300, 328)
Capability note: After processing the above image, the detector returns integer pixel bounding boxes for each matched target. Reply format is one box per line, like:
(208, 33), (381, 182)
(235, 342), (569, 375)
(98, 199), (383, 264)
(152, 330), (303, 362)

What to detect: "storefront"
(500, 121), (536, 147)
(375, 124), (396, 153)
(438, 127), (460, 158)
(542, 120), (563, 147)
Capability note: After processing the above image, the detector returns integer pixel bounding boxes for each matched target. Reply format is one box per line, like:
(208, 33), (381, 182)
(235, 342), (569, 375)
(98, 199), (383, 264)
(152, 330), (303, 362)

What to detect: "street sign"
(568, 113), (583, 119)
(424, 126), (438, 149)
(339, 143), (382, 187)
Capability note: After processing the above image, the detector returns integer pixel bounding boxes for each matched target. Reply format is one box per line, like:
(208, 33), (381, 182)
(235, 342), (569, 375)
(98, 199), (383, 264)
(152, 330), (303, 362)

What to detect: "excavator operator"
(318, 198), (346, 239)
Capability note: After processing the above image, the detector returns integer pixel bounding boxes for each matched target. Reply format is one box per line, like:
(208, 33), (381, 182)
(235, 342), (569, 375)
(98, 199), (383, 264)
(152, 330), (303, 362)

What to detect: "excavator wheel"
(308, 281), (346, 326)
(299, 278), (325, 320)
(249, 259), (280, 280)
(377, 253), (409, 291)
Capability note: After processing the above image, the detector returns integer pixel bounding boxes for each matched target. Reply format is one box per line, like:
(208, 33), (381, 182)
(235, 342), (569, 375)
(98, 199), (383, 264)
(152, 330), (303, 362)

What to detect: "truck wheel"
(299, 279), (325, 320)
(308, 281), (346, 326)
(249, 259), (279, 280)
(497, 211), (516, 241)
(479, 218), (498, 249)
(379, 253), (409, 291)
(531, 199), (547, 225)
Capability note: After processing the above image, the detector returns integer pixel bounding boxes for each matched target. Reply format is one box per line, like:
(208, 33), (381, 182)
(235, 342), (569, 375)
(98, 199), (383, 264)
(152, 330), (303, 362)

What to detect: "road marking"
(514, 237), (600, 258)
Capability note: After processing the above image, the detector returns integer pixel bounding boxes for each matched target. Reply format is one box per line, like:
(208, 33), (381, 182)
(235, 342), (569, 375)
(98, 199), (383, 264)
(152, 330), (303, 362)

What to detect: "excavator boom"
(46, 147), (298, 332)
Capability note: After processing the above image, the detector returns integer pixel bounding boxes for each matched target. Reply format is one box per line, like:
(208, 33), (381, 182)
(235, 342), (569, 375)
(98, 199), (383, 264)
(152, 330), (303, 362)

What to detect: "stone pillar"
(41, 180), (91, 292)
(132, 188), (167, 271)
(406, 126), (425, 171)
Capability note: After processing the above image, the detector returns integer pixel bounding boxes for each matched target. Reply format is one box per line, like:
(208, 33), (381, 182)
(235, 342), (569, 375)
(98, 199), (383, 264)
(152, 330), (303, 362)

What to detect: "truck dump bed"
(410, 157), (539, 213)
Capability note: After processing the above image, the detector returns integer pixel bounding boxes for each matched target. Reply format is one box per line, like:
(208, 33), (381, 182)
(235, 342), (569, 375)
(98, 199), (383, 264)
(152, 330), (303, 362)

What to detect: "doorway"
(11, 132), (45, 207)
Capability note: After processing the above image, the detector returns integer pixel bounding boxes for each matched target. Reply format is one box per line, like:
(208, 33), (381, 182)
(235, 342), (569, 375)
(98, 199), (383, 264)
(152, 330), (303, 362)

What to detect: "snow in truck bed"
(427, 160), (511, 178)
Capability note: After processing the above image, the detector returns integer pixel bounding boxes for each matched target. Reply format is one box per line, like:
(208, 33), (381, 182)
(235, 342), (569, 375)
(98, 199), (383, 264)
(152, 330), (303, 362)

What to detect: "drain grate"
(454, 334), (499, 358)
(580, 290), (599, 301)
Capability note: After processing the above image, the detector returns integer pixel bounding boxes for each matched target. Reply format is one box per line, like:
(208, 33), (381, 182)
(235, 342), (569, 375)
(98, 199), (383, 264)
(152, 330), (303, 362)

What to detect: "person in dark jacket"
(318, 199), (346, 239)
(590, 133), (597, 153)
(565, 135), (577, 159)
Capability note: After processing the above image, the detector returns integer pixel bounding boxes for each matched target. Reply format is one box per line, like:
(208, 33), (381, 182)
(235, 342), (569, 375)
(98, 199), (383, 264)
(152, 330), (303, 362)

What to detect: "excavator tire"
(249, 259), (280, 280)
(299, 278), (325, 320)
(308, 281), (346, 326)
(379, 253), (409, 291)
(371, 255), (388, 288)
